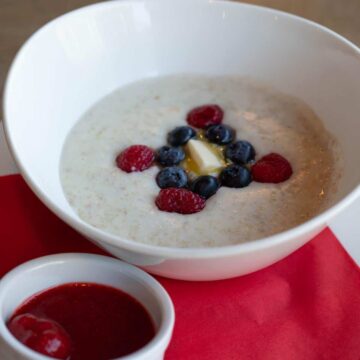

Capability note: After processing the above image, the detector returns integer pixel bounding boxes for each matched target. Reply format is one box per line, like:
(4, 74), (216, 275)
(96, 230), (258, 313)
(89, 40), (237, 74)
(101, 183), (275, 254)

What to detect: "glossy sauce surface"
(10, 283), (155, 360)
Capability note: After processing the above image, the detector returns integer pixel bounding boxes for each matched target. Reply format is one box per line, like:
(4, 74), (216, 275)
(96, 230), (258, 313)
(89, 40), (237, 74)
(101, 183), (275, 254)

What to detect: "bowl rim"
(3, 0), (360, 259)
(0, 253), (175, 360)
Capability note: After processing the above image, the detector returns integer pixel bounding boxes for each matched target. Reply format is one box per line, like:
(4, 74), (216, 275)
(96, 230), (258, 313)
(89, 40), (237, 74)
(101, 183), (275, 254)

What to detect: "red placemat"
(1, 174), (360, 360)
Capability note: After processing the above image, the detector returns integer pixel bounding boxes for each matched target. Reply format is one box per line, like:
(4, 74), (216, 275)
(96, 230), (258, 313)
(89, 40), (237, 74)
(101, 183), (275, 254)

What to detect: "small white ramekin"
(0, 254), (175, 360)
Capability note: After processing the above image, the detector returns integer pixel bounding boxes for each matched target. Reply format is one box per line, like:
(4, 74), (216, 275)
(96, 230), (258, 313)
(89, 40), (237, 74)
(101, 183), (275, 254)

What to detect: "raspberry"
(155, 188), (206, 214)
(187, 105), (224, 129)
(8, 313), (71, 359)
(116, 145), (155, 173)
(252, 153), (293, 183)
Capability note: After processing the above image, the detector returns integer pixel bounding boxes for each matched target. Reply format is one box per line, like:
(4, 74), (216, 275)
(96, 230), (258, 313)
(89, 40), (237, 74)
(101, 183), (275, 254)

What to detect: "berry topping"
(205, 124), (235, 145)
(156, 166), (188, 189)
(116, 145), (154, 173)
(8, 313), (71, 360)
(220, 164), (252, 188)
(191, 175), (220, 199)
(187, 105), (224, 129)
(114, 103), (293, 214)
(225, 140), (255, 164)
(167, 126), (196, 146)
(155, 188), (206, 214)
(251, 153), (293, 183)
(156, 146), (185, 166)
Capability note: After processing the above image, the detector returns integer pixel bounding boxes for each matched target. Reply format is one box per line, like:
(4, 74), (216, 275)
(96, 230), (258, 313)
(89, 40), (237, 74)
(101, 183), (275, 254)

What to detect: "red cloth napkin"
(1, 174), (360, 360)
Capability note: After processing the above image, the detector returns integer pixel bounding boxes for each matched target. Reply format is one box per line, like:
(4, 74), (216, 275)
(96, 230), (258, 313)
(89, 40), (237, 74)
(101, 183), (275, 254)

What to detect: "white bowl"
(4, 0), (360, 281)
(0, 254), (175, 360)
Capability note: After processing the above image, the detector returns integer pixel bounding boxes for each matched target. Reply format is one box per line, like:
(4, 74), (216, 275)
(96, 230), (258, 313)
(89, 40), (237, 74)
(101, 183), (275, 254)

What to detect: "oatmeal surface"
(61, 76), (339, 247)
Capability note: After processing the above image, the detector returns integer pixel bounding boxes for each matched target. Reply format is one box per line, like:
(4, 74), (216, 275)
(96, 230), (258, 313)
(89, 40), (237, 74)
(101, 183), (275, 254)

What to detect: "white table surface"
(1, 122), (359, 265)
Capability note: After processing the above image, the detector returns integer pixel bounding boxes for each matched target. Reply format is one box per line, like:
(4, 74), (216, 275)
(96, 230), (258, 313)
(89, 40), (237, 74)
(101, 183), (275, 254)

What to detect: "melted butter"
(181, 132), (227, 178)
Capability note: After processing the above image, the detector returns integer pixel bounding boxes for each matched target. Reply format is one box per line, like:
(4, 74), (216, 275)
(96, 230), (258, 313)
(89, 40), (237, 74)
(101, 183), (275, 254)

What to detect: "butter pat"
(186, 139), (224, 174)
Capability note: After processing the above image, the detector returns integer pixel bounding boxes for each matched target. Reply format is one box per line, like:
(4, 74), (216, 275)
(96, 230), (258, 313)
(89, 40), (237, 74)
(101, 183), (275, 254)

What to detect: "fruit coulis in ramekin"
(7, 283), (155, 360)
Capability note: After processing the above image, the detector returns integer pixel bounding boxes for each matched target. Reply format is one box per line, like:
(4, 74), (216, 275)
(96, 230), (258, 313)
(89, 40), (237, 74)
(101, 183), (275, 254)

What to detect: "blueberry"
(156, 166), (188, 189)
(225, 140), (255, 164)
(156, 146), (185, 166)
(205, 124), (235, 145)
(168, 126), (196, 146)
(191, 175), (220, 199)
(220, 165), (252, 188)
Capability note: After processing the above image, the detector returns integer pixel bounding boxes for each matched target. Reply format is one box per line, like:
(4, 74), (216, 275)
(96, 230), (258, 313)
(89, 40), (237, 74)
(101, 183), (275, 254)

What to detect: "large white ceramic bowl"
(4, 0), (360, 281)
(0, 254), (175, 360)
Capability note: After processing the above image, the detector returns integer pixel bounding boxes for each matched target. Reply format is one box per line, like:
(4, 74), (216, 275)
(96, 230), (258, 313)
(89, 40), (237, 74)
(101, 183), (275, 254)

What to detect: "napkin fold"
(1, 175), (359, 360)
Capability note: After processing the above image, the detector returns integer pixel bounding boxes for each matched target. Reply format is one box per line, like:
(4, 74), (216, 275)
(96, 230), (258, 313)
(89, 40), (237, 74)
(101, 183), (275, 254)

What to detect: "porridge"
(60, 75), (340, 247)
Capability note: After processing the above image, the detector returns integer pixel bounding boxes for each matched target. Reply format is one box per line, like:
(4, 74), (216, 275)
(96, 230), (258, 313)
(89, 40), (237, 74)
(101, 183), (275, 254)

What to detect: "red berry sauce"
(7, 283), (155, 360)
(8, 313), (71, 359)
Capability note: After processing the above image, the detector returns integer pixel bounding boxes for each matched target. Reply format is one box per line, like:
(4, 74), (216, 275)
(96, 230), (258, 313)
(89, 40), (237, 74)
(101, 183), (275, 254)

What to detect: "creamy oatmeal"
(60, 76), (340, 247)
